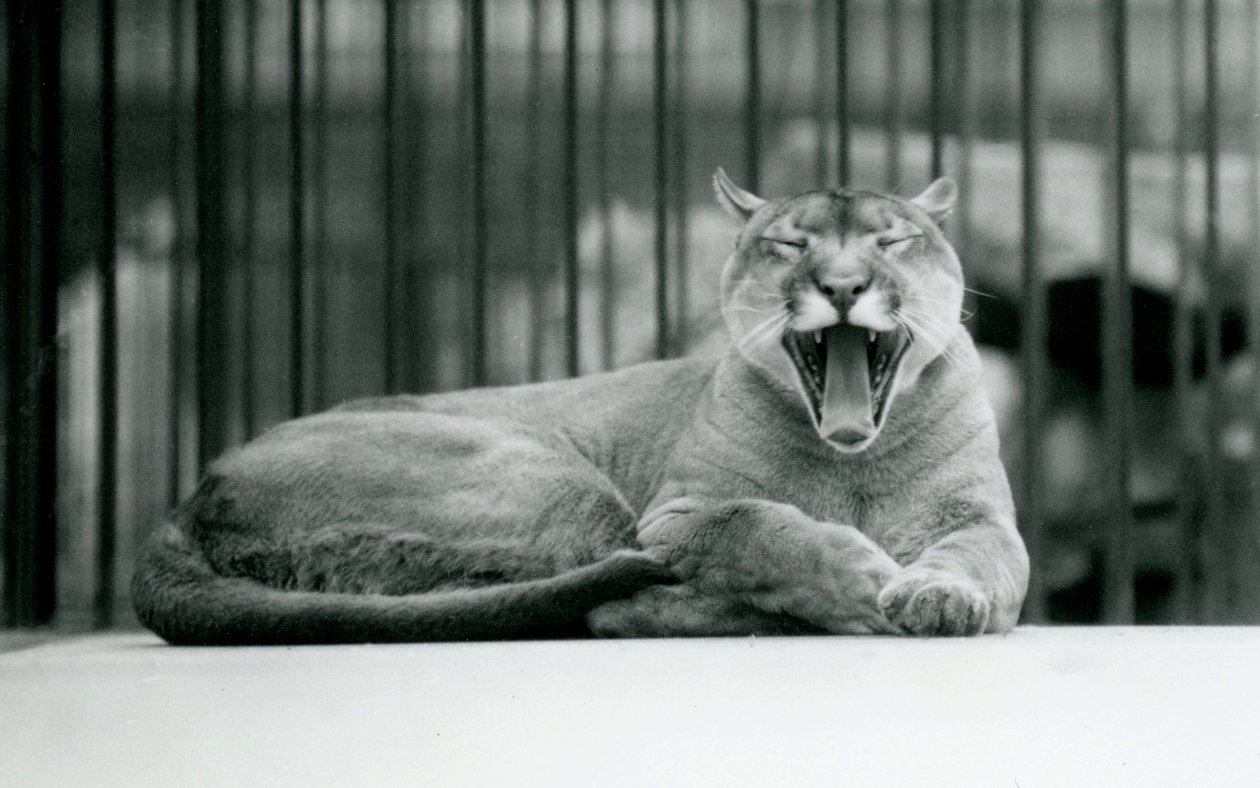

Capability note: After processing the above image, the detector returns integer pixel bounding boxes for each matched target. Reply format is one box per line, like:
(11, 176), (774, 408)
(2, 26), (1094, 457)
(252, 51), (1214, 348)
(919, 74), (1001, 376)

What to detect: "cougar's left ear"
(713, 167), (766, 224)
(911, 177), (957, 226)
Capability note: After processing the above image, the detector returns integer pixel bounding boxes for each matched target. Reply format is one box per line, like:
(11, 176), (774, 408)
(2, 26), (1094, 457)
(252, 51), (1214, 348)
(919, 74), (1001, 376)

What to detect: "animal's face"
(715, 169), (964, 453)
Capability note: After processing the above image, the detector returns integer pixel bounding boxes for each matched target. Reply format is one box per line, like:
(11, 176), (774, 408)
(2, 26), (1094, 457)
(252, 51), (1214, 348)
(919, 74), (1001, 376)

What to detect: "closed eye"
(877, 234), (922, 248)
(763, 237), (807, 257)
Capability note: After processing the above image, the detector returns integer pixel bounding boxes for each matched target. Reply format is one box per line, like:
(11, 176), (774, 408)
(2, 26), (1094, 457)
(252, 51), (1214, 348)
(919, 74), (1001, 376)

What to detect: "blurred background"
(5, 0), (1260, 630)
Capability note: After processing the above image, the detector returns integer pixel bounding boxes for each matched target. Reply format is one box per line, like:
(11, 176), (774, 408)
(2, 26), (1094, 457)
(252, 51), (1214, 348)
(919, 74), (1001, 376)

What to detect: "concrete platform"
(3, 627), (1258, 787)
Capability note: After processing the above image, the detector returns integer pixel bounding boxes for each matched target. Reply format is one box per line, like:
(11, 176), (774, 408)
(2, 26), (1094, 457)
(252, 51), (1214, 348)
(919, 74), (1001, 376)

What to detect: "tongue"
(818, 324), (875, 445)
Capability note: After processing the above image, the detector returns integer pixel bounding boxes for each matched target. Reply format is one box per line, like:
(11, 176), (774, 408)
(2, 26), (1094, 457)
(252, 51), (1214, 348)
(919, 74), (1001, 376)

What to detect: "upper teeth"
(867, 331), (876, 343)
(814, 331), (822, 344)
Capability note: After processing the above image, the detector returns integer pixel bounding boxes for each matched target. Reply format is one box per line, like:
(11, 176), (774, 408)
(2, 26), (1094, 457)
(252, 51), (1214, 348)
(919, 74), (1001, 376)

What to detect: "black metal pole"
(953, 0), (972, 260)
(563, 0), (580, 376)
(598, 0), (616, 370)
(525, 0), (546, 380)
(884, 0), (902, 190)
(1202, 0), (1227, 619)
(239, 0), (256, 437)
(928, 0), (945, 178)
(96, 0), (119, 628)
(3, 0), (60, 626)
(745, 0), (760, 193)
(167, 0), (187, 503)
(195, 0), (231, 470)
(384, 0), (399, 391)
(311, 0), (328, 406)
(469, 0), (488, 385)
(1101, 0), (1134, 624)
(835, 0), (849, 187)
(813, 0), (828, 186)
(1018, 0), (1046, 623)
(654, 0), (669, 359)
(1170, 0), (1197, 621)
(672, 0), (689, 355)
(288, 0), (306, 415)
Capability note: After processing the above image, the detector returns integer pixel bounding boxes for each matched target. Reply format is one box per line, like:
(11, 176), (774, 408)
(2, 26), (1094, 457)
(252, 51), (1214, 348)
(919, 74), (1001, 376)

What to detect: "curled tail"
(131, 523), (677, 645)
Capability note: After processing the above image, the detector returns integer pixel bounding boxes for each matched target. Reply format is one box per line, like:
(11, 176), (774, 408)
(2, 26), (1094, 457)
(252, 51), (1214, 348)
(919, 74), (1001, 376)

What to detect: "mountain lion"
(132, 170), (1028, 643)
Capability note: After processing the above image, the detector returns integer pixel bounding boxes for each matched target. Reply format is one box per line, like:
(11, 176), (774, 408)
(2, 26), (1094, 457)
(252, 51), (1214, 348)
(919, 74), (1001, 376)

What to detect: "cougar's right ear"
(713, 167), (766, 224)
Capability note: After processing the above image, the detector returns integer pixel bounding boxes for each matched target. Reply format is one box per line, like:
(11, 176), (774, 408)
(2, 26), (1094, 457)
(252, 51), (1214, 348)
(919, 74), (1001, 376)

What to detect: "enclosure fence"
(4, 0), (1258, 628)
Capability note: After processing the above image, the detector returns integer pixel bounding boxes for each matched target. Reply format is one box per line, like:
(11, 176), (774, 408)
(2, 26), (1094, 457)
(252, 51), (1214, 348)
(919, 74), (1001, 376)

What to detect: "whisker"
(737, 311), (791, 350)
(896, 311), (962, 369)
(962, 286), (996, 299)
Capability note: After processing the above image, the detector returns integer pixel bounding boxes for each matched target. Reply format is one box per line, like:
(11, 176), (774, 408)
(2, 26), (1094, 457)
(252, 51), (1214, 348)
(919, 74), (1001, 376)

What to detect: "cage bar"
(469, 0), (488, 385)
(239, 0), (257, 437)
(3, 0), (60, 626)
(526, 0), (546, 380)
(952, 0), (972, 260)
(928, 0), (944, 178)
(654, 0), (669, 359)
(813, 0), (828, 185)
(167, 0), (187, 503)
(384, 0), (399, 391)
(1247, 0), (1260, 620)
(1170, 0), (1198, 621)
(598, 0), (616, 370)
(884, 0), (902, 190)
(1101, 0), (1135, 624)
(835, 0), (849, 187)
(745, 0), (760, 193)
(310, 0), (328, 406)
(1018, 0), (1046, 623)
(195, 0), (231, 471)
(1201, 0), (1228, 618)
(564, 0), (580, 377)
(672, 0), (689, 355)
(288, 0), (306, 414)
(95, 0), (118, 628)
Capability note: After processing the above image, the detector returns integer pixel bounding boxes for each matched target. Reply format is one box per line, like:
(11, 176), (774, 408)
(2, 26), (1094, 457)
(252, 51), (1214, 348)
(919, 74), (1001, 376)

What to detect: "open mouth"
(781, 324), (912, 447)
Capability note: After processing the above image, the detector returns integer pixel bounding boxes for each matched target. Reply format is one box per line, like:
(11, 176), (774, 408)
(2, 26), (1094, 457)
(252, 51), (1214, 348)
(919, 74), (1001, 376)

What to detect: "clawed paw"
(878, 570), (990, 636)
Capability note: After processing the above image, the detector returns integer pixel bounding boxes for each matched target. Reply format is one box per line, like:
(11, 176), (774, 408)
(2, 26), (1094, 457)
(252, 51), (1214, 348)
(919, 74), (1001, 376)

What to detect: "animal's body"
(133, 171), (1028, 643)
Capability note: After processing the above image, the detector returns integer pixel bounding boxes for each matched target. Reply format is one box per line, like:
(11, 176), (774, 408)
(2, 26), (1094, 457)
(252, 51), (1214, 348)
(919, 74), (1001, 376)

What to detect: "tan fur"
(131, 173), (1027, 643)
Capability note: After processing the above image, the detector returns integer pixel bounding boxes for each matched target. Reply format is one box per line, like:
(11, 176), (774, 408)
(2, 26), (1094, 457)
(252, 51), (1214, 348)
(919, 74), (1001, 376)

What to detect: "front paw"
(878, 569), (990, 636)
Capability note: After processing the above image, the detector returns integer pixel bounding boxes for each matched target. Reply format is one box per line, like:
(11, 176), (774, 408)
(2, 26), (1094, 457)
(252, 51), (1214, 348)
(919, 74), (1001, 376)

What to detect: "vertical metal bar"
(195, 0), (231, 470)
(1170, 0), (1197, 622)
(744, 0), (760, 193)
(96, 0), (119, 628)
(525, 0), (545, 380)
(1202, 0), (1227, 618)
(399, 0), (424, 392)
(469, 0), (488, 385)
(654, 0), (669, 359)
(952, 0), (972, 260)
(311, 0), (327, 405)
(384, 0), (399, 391)
(3, 0), (60, 626)
(1247, 0), (1260, 620)
(928, 0), (944, 179)
(884, 0), (902, 190)
(672, 0), (689, 355)
(288, 0), (305, 415)
(563, 0), (580, 376)
(598, 0), (616, 370)
(239, 0), (256, 437)
(167, 0), (186, 505)
(1101, 0), (1134, 624)
(1017, 0), (1046, 624)
(813, 0), (828, 186)
(835, 0), (849, 187)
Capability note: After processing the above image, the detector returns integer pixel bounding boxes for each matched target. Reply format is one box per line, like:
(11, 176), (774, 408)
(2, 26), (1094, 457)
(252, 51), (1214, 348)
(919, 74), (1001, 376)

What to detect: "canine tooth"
(814, 331), (822, 344)
(868, 330), (876, 343)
